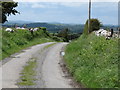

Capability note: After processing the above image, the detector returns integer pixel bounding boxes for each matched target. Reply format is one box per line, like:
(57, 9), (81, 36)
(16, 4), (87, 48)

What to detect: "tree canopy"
(57, 28), (70, 42)
(0, 1), (19, 23)
(83, 19), (101, 35)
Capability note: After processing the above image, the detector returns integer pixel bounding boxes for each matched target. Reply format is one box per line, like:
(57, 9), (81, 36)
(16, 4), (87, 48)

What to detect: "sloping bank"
(64, 34), (118, 88)
(1, 28), (57, 60)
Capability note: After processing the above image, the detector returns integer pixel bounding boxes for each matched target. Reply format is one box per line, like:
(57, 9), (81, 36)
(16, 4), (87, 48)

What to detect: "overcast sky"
(8, 2), (118, 25)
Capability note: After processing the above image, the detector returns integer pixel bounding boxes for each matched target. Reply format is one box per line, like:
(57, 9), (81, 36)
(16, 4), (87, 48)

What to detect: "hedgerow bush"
(1, 28), (54, 60)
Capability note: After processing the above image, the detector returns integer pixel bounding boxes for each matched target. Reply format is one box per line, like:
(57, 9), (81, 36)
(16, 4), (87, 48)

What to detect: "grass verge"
(64, 34), (119, 88)
(18, 58), (37, 86)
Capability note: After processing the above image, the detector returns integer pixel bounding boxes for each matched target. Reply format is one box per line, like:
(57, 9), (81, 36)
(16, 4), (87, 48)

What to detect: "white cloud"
(92, 2), (118, 8)
(92, 0), (119, 2)
(59, 2), (83, 7)
(30, 2), (83, 8)
(14, 0), (119, 2)
(31, 3), (46, 8)
(31, 3), (58, 8)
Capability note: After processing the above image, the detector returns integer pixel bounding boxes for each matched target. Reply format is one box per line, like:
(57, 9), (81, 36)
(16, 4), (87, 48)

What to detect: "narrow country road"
(1, 42), (54, 88)
(1, 42), (74, 89)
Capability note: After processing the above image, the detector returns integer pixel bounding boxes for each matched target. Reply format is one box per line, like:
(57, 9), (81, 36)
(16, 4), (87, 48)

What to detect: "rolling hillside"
(3, 21), (118, 34)
(3, 21), (84, 33)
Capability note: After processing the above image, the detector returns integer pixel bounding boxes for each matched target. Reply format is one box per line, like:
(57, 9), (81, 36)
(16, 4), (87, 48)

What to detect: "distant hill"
(101, 25), (118, 31)
(2, 21), (118, 33)
(3, 22), (84, 33)
(4, 20), (33, 25)
(26, 23), (84, 33)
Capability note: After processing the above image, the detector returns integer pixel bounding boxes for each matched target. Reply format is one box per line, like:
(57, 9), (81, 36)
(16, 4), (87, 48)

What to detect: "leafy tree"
(41, 27), (50, 36)
(0, 1), (19, 23)
(23, 24), (26, 28)
(58, 28), (69, 42)
(83, 19), (101, 34)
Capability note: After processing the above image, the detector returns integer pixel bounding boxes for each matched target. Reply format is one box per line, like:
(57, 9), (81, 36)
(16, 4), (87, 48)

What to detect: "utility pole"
(88, 0), (91, 34)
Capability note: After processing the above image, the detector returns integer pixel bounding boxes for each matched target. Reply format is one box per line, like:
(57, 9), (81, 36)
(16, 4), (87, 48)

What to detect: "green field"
(1, 28), (55, 60)
(64, 34), (119, 88)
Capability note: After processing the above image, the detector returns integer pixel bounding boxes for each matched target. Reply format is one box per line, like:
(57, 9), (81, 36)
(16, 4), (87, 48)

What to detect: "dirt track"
(1, 42), (75, 88)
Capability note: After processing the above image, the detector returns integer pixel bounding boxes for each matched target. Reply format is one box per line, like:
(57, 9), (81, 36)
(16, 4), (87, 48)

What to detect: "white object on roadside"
(60, 51), (65, 56)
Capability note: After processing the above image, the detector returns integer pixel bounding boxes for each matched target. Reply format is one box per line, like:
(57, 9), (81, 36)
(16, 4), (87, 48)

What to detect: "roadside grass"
(1, 28), (55, 60)
(18, 58), (37, 86)
(44, 43), (56, 49)
(64, 33), (119, 88)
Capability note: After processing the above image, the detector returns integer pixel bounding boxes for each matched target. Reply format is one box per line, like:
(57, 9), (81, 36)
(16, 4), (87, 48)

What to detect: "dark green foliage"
(64, 34), (118, 88)
(0, 2), (19, 23)
(83, 19), (101, 34)
(57, 28), (69, 42)
(41, 27), (46, 31)
(67, 33), (81, 40)
(41, 27), (50, 37)
(52, 36), (62, 42)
